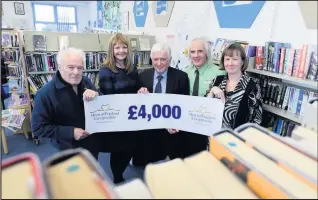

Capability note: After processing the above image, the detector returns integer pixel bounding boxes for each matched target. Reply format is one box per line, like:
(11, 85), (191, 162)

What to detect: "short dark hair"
(219, 43), (248, 72)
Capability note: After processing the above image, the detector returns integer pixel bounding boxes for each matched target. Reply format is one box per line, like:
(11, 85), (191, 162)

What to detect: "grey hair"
(56, 47), (86, 66)
(150, 43), (171, 59)
(188, 37), (212, 64)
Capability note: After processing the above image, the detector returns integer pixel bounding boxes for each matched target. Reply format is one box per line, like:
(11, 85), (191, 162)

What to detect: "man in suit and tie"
(133, 43), (190, 166)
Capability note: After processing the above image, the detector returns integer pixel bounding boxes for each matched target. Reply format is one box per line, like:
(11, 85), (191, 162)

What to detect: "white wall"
(2, 1), (91, 32)
(120, 1), (317, 48)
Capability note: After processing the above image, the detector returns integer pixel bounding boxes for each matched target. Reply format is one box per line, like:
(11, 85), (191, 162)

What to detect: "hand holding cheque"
(84, 94), (224, 137)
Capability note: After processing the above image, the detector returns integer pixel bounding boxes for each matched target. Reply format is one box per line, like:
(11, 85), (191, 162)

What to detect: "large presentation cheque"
(84, 94), (224, 136)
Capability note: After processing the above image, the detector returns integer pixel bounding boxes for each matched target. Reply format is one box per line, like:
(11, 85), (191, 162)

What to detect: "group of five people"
(31, 33), (262, 184)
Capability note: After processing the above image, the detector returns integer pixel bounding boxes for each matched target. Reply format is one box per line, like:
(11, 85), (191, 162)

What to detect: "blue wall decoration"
(97, 1), (104, 28)
(213, 1), (266, 28)
(156, 1), (168, 15)
(133, 1), (148, 27)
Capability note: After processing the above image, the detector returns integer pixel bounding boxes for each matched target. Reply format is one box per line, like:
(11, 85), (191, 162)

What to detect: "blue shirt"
(153, 70), (168, 93)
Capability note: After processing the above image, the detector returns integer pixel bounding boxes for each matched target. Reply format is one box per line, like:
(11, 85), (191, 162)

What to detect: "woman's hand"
(210, 87), (225, 103)
(83, 89), (99, 101)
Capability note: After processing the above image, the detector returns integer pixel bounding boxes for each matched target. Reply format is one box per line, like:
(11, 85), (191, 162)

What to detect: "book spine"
(209, 137), (289, 199)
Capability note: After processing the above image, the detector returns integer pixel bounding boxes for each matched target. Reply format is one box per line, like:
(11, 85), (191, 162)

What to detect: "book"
(43, 148), (117, 199)
(33, 35), (47, 51)
(235, 124), (318, 190)
(184, 151), (258, 198)
(2, 32), (12, 48)
(145, 158), (212, 199)
(2, 153), (49, 199)
(209, 131), (289, 199)
(115, 179), (153, 199)
(58, 35), (70, 51)
(212, 129), (317, 198)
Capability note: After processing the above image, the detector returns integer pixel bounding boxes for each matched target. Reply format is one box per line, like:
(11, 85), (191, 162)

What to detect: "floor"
(1, 97), (145, 183)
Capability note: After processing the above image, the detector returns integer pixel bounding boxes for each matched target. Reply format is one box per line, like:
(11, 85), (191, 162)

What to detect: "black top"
(98, 65), (139, 95)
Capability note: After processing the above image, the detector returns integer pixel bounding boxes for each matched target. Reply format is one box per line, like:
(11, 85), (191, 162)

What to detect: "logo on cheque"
(90, 104), (120, 122)
(189, 106), (216, 124)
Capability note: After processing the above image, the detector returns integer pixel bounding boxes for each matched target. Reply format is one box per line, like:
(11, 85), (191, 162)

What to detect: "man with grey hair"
(133, 43), (190, 166)
(182, 37), (225, 157)
(31, 47), (99, 157)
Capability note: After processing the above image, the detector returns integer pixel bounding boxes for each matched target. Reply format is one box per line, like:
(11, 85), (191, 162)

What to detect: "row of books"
(210, 38), (317, 82)
(1, 32), (19, 48)
(211, 38), (249, 63)
(255, 76), (318, 116)
(27, 72), (99, 94)
(84, 72), (99, 89)
(2, 122), (317, 199)
(25, 51), (151, 73)
(255, 43), (317, 81)
(7, 63), (23, 78)
(133, 51), (152, 67)
(2, 49), (20, 63)
(272, 117), (297, 137)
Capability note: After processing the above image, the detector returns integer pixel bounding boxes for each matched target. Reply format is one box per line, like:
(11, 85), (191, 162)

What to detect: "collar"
(220, 72), (249, 90)
(191, 63), (209, 76)
(154, 68), (168, 79)
(54, 70), (82, 90)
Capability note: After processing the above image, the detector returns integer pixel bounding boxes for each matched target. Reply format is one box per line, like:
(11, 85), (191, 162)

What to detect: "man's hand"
(167, 128), (179, 134)
(83, 89), (99, 101)
(137, 87), (150, 94)
(74, 128), (89, 140)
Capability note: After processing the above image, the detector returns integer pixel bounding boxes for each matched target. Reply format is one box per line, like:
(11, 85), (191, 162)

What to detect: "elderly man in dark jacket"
(31, 47), (99, 158)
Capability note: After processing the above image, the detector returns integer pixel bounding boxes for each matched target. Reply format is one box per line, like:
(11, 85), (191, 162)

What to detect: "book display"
(1, 28), (35, 154)
(2, 116), (317, 198)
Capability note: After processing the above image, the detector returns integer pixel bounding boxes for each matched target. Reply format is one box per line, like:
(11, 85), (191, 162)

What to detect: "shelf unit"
(247, 66), (317, 125)
(262, 104), (303, 124)
(246, 68), (318, 92)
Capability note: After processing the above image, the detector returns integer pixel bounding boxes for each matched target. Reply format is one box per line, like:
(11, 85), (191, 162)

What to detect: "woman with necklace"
(206, 43), (263, 129)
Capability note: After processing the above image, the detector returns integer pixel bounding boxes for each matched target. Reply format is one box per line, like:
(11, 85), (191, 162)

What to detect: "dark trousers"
(89, 131), (138, 182)
(181, 132), (208, 158)
(132, 129), (184, 167)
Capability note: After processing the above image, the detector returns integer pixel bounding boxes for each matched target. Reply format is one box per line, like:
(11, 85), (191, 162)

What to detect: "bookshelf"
(246, 68), (318, 92)
(19, 30), (155, 115)
(262, 104), (303, 124)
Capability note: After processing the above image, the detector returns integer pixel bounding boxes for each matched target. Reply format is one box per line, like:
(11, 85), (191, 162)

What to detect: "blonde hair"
(103, 33), (133, 73)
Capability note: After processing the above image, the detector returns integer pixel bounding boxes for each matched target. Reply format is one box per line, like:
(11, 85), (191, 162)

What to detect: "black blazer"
(137, 66), (190, 95)
(133, 67), (190, 165)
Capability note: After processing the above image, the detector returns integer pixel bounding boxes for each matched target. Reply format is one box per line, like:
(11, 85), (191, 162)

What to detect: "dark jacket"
(134, 67), (190, 165)
(209, 74), (263, 129)
(137, 67), (190, 94)
(31, 71), (97, 150)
